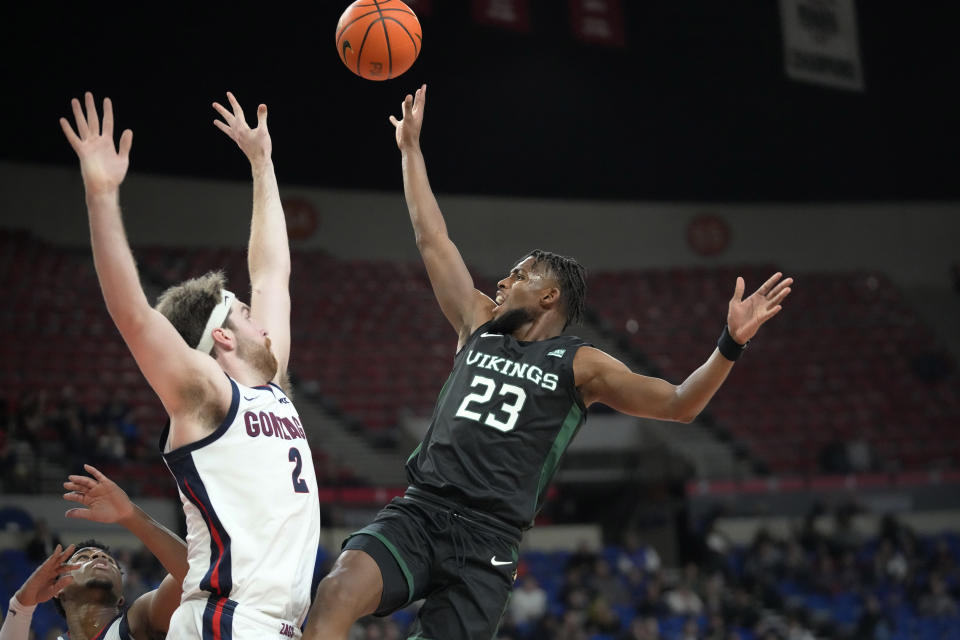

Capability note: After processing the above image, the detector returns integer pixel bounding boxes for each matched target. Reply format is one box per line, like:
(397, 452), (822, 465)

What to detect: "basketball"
(336, 0), (422, 81)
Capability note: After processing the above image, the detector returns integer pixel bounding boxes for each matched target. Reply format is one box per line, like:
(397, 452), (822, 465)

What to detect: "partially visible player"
(59, 92), (320, 639)
(0, 464), (186, 640)
(303, 85), (793, 640)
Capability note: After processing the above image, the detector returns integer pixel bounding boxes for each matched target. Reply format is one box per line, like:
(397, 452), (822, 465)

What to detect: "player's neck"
(509, 314), (564, 342)
(65, 602), (117, 640)
(218, 355), (273, 388)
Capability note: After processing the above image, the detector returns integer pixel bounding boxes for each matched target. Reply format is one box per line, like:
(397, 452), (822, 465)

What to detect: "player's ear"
(211, 326), (234, 351)
(540, 287), (560, 309)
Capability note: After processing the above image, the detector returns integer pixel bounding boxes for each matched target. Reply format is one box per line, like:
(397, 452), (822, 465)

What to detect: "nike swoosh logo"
(481, 333), (503, 338)
(490, 556), (512, 566)
(243, 395), (258, 401)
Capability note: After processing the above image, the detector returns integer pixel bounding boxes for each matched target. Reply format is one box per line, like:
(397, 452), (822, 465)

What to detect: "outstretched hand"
(213, 91), (272, 165)
(389, 84), (427, 151)
(15, 544), (79, 607)
(63, 464), (134, 525)
(727, 272), (793, 344)
(60, 92), (133, 196)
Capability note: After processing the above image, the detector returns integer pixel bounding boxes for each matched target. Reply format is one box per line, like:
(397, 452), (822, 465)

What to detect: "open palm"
(60, 92), (133, 195)
(727, 272), (793, 344)
(63, 464), (134, 524)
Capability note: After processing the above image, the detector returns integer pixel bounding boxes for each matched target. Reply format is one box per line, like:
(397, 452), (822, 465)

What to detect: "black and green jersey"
(406, 321), (590, 529)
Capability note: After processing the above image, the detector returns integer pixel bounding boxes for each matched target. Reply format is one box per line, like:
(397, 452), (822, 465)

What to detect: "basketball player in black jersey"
(304, 85), (793, 640)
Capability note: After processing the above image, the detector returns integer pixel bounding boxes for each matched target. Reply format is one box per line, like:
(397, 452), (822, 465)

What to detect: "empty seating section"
(5, 229), (957, 483)
(588, 265), (960, 474)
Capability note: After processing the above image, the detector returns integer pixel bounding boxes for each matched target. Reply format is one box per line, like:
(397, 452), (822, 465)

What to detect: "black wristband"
(718, 325), (748, 361)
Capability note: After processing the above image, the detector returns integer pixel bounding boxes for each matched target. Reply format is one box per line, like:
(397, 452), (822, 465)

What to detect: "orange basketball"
(336, 0), (422, 81)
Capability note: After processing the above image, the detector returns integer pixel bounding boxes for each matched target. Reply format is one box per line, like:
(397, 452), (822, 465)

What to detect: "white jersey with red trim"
(160, 377), (321, 638)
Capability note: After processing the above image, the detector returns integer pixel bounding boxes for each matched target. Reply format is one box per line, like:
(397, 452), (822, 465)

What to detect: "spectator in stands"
(588, 558), (631, 607)
(782, 539), (809, 585)
(721, 586), (760, 630)
(0, 465), (186, 639)
(873, 538), (909, 585)
(23, 518), (61, 565)
(555, 610), (589, 640)
(918, 574), (959, 617)
(665, 580), (704, 617)
(617, 616), (660, 640)
(679, 617), (700, 640)
(846, 430), (874, 472)
(637, 574), (671, 618)
(586, 595), (622, 635)
(818, 429), (850, 474)
(856, 594), (893, 640)
(566, 540), (600, 573)
(510, 575), (548, 626)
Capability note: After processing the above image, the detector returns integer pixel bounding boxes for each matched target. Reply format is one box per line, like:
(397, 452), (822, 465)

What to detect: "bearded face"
(237, 333), (279, 381)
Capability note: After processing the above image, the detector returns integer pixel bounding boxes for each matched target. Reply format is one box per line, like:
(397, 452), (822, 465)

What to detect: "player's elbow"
(668, 395), (701, 424)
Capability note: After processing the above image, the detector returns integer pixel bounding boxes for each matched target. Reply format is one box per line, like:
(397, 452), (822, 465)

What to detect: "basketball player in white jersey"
(60, 92), (321, 639)
(1, 464), (186, 640)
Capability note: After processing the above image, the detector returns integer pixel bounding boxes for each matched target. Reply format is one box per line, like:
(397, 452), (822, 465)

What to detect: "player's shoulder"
(572, 345), (626, 374)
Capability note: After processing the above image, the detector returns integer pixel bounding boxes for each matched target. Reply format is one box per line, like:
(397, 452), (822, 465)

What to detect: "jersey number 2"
(289, 447), (309, 493)
(455, 374), (527, 432)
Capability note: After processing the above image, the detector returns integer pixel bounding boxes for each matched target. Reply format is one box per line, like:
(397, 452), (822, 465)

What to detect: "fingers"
(63, 492), (85, 504)
(226, 91), (246, 124)
(213, 119), (233, 136)
(767, 286), (791, 308)
(401, 94), (413, 117)
(732, 276), (745, 303)
(754, 272), (783, 297)
(414, 84), (427, 113)
(118, 129), (133, 160)
(84, 92), (100, 137)
(44, 545), (75, 570)
(388, 115), (400, 128)
(60, 117), (81, 151)
(67, 473), (98, 489)
(212, 101), (235, 124)
(83, 463), (107, 481)
(102, 97), (114, 139)
(65, 508), (96, 521)
(766, 277), (793, 300)
(71, 98), (89, 138)
(257, 104), (268, 130)
(52, 575), (75, 594)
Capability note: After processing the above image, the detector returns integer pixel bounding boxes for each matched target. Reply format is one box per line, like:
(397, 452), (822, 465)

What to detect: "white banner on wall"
(779, 0), (864, 91)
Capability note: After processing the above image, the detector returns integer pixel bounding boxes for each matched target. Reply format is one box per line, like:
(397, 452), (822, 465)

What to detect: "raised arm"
(390, 85), (494, 347)
(60, 93), (229, 421)
(213, 92), (291, 383)
(63, 464), (187, 582)
(62, 464), (185, 637)
(576, 272), (792, 421)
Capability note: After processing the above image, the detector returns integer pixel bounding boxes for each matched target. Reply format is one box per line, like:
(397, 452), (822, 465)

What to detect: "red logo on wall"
(686, 214), (731, 256)
(282, 197), (320, 241)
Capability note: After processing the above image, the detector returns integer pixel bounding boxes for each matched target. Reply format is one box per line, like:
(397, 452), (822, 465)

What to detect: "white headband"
(195, 289), (236, 354)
